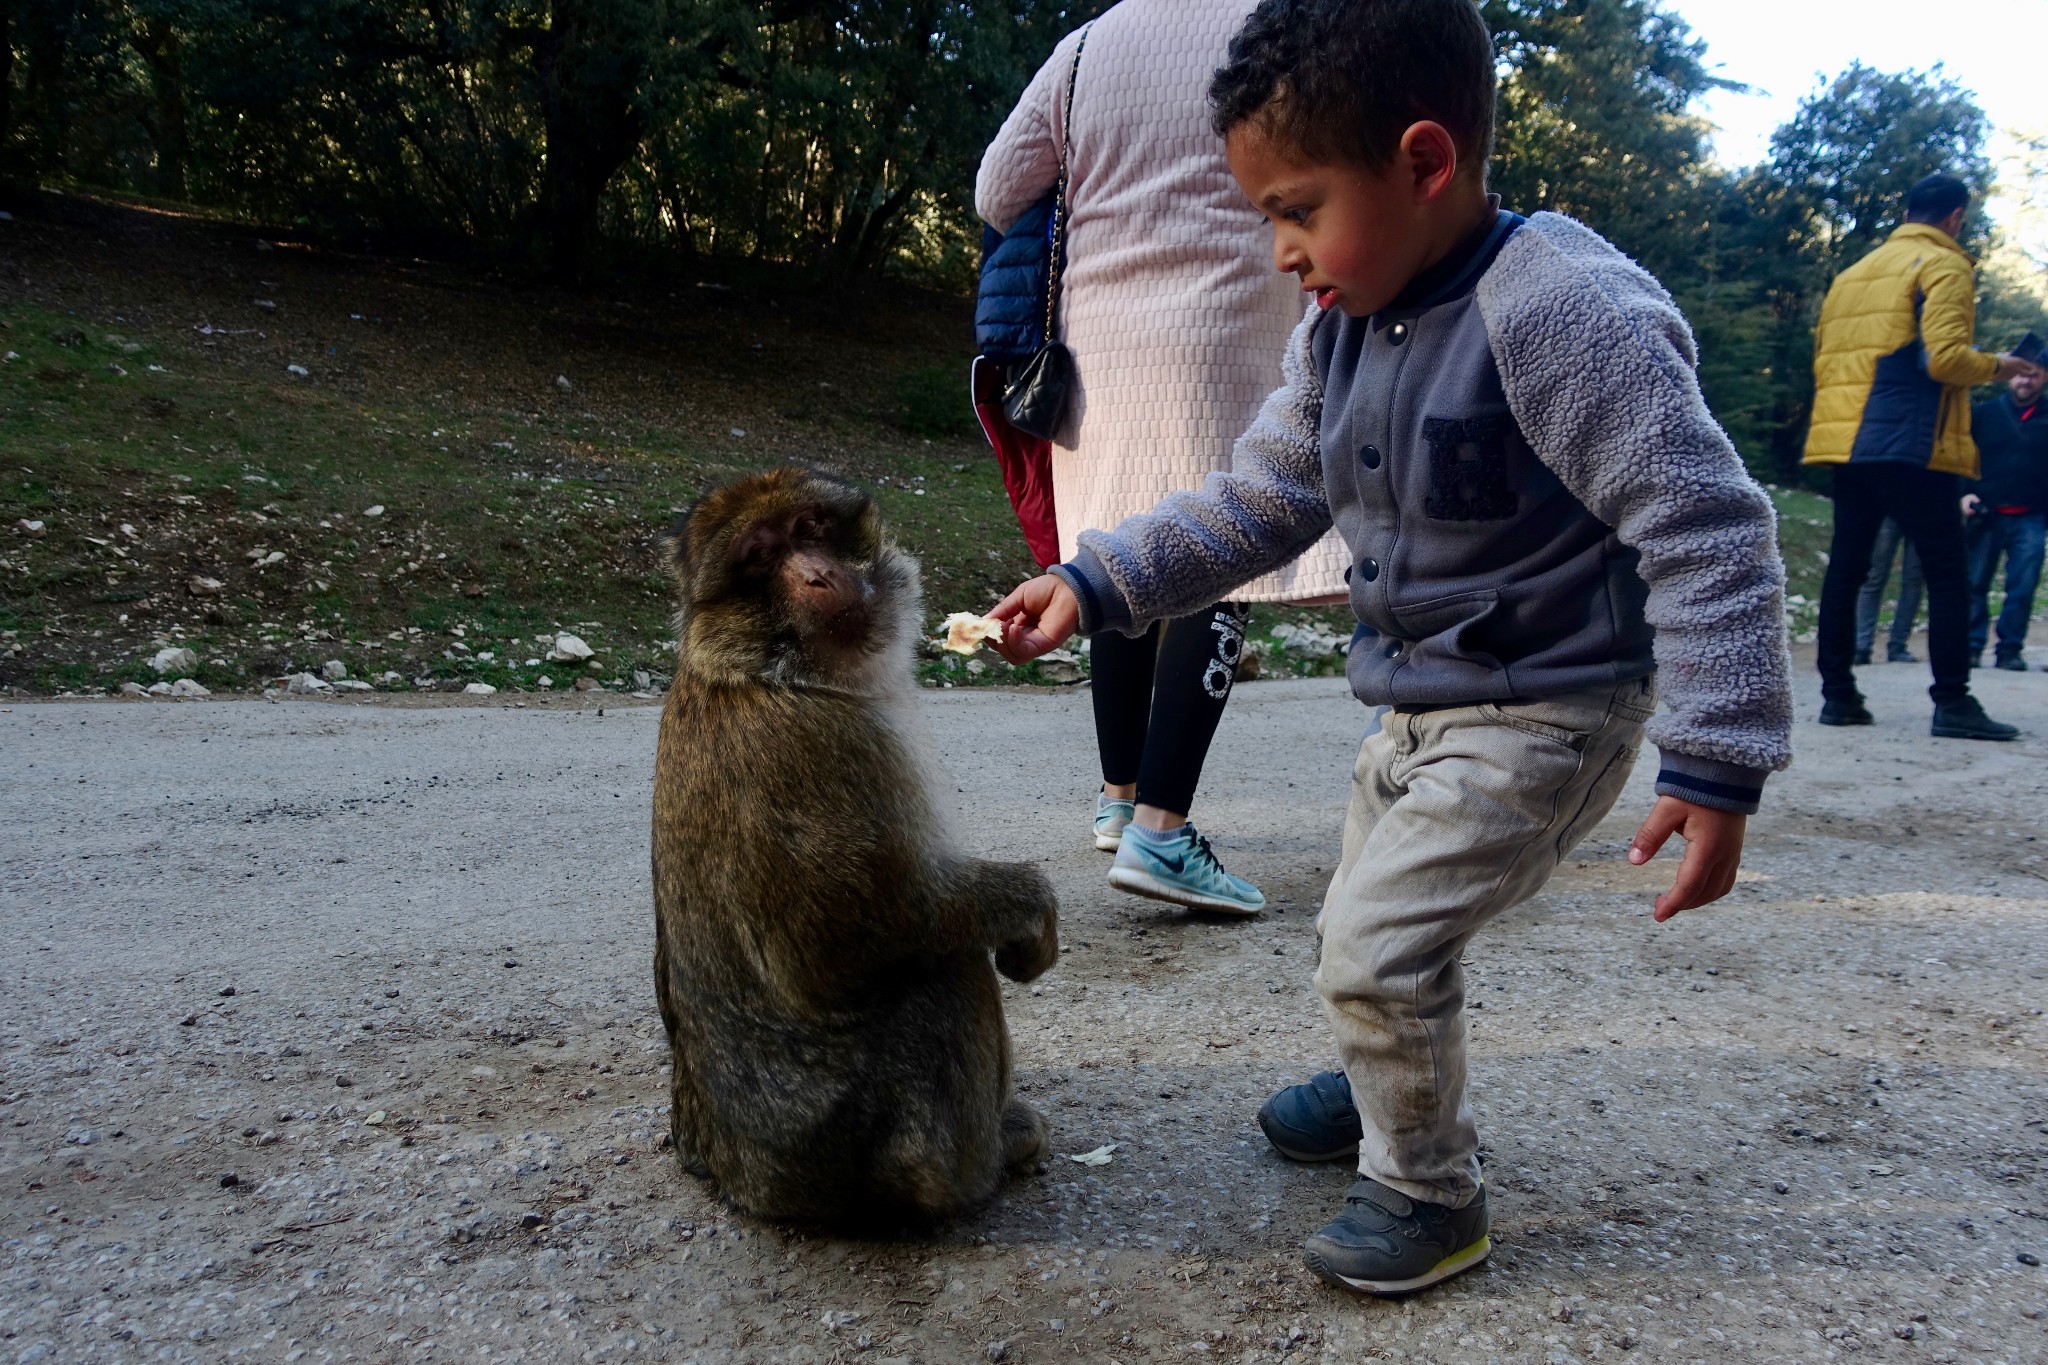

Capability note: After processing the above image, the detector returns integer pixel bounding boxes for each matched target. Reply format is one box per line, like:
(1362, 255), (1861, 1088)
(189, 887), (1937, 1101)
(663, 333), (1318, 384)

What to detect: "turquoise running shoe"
(1093, 796), (1136, 851)
(1107, 823), (1265, 915)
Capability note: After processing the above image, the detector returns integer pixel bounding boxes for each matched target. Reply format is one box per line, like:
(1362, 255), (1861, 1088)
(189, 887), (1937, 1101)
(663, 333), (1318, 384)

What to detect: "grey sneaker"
(1258, 1070), (1363, 1162)
(1303, 1178), (1491, 1296)
(1093, 796), (1135, 851)
(1107, 823), (1264, 915)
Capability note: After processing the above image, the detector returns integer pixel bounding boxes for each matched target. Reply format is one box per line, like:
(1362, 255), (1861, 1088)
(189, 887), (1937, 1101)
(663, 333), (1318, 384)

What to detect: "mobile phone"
(2013, 331), (2046, 368)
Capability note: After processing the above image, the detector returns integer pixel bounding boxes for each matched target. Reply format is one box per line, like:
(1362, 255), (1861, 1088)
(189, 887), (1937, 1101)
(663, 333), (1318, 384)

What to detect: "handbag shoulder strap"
(1046, 22), (1093, 342)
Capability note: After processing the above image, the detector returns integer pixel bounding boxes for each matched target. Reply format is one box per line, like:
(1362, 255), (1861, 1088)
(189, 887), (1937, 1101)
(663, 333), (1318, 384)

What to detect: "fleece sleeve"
(1051, 307), (1336, 635)
(1919, 252), (2002, 389)
(1479, 215), (1793, 813)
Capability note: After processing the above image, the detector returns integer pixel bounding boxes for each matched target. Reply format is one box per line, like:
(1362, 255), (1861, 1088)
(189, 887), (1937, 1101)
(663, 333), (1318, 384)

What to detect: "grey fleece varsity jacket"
(1052, 211), (1794, 813)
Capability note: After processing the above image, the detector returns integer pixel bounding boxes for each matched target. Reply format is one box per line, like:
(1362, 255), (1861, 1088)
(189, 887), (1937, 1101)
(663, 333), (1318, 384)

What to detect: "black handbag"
(1000, 24), (1090, 441)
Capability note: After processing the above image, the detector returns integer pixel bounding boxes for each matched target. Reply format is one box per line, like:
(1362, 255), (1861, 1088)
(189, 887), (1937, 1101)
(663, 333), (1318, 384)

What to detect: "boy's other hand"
(1626, 796), (1747, 923)
(989, 574), (1080, 664)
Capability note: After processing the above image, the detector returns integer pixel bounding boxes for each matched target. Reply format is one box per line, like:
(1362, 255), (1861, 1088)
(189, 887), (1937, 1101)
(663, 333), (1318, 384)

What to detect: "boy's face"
(1226, 124), (1449, 319)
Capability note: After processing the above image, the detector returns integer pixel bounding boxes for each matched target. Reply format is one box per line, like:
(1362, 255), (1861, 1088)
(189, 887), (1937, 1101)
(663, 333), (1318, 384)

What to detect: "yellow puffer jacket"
(1802, 223), (2000, 477)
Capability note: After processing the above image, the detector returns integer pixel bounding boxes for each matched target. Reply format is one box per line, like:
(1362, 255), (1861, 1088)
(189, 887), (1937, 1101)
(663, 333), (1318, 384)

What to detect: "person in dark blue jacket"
(1965, 368), (2048, 670)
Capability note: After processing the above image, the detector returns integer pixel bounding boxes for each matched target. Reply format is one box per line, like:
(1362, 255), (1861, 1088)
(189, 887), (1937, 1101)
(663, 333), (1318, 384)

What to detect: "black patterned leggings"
(1089, 603), (1249, 818)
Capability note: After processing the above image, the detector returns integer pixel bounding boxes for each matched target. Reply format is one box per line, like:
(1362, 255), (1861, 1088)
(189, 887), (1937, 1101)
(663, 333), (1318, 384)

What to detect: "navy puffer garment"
(975, 197), (1057, 365)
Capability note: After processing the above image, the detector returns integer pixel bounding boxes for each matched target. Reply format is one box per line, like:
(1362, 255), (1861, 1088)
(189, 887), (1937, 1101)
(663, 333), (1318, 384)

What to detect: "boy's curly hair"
(1209, 0), (1497, 173)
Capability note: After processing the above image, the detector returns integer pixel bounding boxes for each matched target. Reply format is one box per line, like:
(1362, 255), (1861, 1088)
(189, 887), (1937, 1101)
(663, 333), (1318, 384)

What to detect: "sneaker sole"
(1264, 1135), (1361, 1163)
(1817, 714), (1873, 726)
(1093, 831), (1124, 852)
(1930, 725), (2020, 740)
(1304, 1235), (1491, 1297)
(1107, 865), (1263, 916)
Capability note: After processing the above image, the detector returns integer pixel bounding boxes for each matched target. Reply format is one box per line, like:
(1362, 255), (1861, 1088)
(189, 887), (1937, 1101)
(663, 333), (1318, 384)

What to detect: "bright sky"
(1672, 0), (2047, 169)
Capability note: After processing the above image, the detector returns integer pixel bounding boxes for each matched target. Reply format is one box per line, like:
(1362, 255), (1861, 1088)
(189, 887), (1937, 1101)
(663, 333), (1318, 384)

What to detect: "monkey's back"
(651, 675), (1012, 1222)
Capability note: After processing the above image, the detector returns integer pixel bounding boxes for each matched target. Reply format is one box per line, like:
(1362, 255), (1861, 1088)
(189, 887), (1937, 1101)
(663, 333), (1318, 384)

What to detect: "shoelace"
(1186, 828), (1230, 877)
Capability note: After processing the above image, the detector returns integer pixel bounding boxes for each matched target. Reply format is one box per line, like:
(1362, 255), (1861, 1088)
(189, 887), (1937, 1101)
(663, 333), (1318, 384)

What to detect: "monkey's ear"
(662, 497), (705, 570)
(848, 494), (883, 558)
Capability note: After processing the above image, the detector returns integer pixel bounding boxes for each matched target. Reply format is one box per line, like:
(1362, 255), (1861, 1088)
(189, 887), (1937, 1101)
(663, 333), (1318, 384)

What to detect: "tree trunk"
(131, 18), (188, 199)
(532, 0), (651, 282)
(0, 0), (15, 184)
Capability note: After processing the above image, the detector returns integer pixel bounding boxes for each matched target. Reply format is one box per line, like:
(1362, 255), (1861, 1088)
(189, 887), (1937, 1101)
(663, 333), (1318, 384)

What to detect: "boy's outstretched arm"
(1628, 797), (1745, 922)
(999, 306), (1336, 646)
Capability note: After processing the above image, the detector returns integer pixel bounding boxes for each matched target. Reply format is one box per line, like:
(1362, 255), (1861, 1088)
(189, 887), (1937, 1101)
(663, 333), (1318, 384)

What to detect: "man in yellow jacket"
(1805, 173), (2040, 740)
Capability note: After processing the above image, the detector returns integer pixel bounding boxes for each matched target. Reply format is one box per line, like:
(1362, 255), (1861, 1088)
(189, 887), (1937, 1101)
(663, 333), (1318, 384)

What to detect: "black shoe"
(1303, 1178), (1492, 1296)
(1258, 1070), (1363, 1162)
(1931, 697), (2019, 741)
(1995, 654), (2029, 673)
(1888, 645), (1917, 663)
(1819, 698), (1874, 726)
(1853, 649), (1872, 666)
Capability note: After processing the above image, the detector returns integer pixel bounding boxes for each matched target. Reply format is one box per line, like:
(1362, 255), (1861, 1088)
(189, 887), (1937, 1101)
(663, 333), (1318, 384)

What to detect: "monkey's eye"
(789, 513), (829, 546)
(731, 525), (784, 574)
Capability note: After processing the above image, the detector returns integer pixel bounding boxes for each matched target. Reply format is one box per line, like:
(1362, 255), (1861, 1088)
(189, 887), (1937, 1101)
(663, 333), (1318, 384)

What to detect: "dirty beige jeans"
(1315, 677), (1655, 1209)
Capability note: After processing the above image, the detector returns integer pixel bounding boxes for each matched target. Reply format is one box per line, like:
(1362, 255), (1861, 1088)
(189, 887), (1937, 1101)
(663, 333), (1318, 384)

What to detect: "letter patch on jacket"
(1424, 415), (1516, 521)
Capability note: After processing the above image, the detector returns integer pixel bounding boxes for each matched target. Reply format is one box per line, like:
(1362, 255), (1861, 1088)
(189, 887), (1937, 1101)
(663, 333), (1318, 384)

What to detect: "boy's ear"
(1399, 121), (1461, 204)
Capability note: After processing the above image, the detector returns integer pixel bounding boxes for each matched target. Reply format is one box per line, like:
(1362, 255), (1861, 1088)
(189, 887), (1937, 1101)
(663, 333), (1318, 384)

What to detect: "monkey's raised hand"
(995, 915), (1060, 984)
(984, 862), (1060, 984)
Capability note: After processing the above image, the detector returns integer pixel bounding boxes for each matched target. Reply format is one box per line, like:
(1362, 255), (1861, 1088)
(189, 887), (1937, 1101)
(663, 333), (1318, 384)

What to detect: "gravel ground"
(5, 658), (2048, 1365)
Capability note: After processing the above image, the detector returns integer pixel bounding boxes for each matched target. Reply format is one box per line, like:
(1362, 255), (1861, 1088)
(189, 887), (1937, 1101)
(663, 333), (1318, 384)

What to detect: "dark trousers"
(1090, 603), (1247, 817)
(1817, 464), (1971, 706)
(1853, 518), (1924, 656)
(1966, 510), (2048, 660)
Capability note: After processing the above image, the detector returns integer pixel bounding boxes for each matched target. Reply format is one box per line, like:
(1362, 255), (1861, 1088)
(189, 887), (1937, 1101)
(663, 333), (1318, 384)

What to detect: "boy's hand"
(1627, 796), (1747, 923)
(989, 574), (1080, 664)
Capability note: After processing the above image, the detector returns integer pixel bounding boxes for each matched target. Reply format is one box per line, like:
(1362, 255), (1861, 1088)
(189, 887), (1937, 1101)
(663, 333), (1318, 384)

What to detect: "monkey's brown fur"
(652, 466), (1058, 1226)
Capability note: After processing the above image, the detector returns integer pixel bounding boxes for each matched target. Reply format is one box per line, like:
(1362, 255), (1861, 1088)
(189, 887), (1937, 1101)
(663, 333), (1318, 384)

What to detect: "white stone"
(335, 680), (373, 692)
(363, 505), (385, 518)
(146, 681), (173, 696)
(462, 682), (497, 696)
(170, 678), (212, 698)
(320, 659), (348, 680)
(554, 375), (574, 392)
(284, 672), (332, 694)
(547, 632), (595, 662)
(375, 671), (403, 684)
(117, 682), (147, 697)
(536, 675), (554, 689)
(14, 518), (44, 537)
(150, 646), (200, 675)
(187, 575), (224, 597)
(287, 363), (310, 377)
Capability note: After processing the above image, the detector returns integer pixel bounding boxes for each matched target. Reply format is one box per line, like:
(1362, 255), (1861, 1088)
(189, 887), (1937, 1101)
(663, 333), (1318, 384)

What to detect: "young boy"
(990, 0), (1793, 1296)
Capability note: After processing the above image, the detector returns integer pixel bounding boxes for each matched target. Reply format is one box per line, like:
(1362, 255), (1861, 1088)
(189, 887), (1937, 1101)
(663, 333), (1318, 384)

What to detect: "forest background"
(6, 0), (2048, 697)
(16, 0), (2048, 480)
(11, 0), (2048, 481)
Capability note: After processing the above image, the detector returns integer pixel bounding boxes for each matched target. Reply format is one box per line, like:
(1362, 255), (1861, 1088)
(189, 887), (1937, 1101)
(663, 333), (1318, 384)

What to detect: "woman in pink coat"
(976, 0), (1346, 916)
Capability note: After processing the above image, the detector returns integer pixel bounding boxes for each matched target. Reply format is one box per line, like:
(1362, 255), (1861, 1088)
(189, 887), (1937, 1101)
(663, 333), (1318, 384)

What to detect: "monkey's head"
(667, 467), (920, 690)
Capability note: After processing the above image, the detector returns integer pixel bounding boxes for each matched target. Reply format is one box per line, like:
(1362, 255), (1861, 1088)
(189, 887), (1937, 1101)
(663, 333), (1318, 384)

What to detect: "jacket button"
(1388, 322), (1409, 347)
(1360, 558), (1379, 582)
(1360, 444), (1382, 469)
(1343, 565), (1353, 583)
(1384, 641), (1402, 659)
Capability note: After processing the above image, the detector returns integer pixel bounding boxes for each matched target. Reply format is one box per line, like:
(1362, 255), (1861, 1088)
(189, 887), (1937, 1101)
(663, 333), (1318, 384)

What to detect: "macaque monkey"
(652, 466), (1058, 1225)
